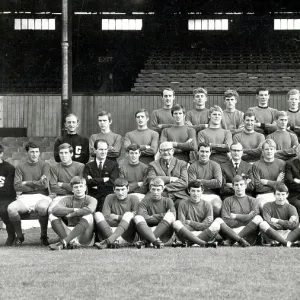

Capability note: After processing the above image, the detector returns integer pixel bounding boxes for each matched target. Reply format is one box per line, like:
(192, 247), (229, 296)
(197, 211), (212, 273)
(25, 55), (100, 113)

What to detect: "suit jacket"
(285, 157), (300, 199)
(83, 158), (119, 201)
(220, 160), (254, 199)
(147, 157), (188, 201)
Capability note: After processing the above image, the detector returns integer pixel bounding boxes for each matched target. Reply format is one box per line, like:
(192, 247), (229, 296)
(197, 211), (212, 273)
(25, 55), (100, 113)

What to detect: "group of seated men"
(1, 86), (300, 250)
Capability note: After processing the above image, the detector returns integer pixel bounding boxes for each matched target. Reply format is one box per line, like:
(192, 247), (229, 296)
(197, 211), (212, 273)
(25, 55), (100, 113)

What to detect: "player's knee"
(35, 204), (49, 216)
(163, 212), (176, 224)
(48, 213), (58, 222)
(134, 215), (145, 224)
(82, 214), (94, 224)
(259, 221), (270, 232)
(94, 212), (105, 223)
(209, 220), (221, 233)
(212, 197), (222, 209)
(173, 220), (183, 231)
(252, 215), (263, 225)
(213, 217), (224, 226)
(122, 212), (135, 223)
(7, 203), (17, 216)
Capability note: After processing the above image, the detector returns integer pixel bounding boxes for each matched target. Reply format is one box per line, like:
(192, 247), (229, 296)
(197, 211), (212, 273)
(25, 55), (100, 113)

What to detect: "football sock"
(238, 221), (257, 239)
(38, 215), (49, 238)
(51, 219), (67, 239)
(95, 220), (113, 240)
(9, 214), (23, 238)
(265, 228), (288, 246)
(107, 219), (129, 244)
(64, 218), (89, 244)
(287, 228), (300, 243)
(153, 219), (171, 239)
(219, 223), (242, 242)
(198, 228), (216, 242)
(136, 221), (156, 243)
(176, 226), (206, 246)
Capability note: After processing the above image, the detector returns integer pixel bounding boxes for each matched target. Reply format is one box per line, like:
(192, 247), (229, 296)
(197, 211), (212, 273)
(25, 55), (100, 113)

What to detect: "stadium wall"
(2, 93), (287, 137)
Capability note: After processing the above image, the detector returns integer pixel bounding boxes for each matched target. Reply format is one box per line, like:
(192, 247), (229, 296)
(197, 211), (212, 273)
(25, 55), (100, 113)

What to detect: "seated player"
(266, 111), (298, 161)
(160, 104), (197, 163)
(54, 114), (89, 164)
(220, 142), (254, 199)
(147, 141), (188, 208)
(259, 183), (300, 247)
(89, 111), (122, 161)
(174, 181), (249, 247)
(222, 89), (244, 135)
(48, 176), (97, 250)
(7, 142), (52, 246)
(94, 178), (139, 249)
(151, 88), (175, 134)
(247, 87), (277, 136)
(84, 139), (119, 211)
(233, 112), (265, 163)
(188, 143), (222, 217)
(253, 139), (286, 208)
(124, 109), (159, 164)
(119, 144), (148, 201)
(196, 105), (232, 164)
(285, 144), (300, 215)
(49, 143), (85, 213)
(0, 145), (17, 246)
(286, 89), (300, 141)
(221, 175), (263, 245)
(133, 177), (176, 248)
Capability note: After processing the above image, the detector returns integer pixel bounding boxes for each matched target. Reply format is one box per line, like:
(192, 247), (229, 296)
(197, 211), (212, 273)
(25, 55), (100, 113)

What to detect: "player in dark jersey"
(286, 89), (300, 141)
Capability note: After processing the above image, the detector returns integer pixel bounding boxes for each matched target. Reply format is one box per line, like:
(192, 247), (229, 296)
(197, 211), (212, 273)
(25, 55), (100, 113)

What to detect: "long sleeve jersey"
(151, 108), (174, 134)
(0, 160), (16, 202)
(222, 109), (244, 135)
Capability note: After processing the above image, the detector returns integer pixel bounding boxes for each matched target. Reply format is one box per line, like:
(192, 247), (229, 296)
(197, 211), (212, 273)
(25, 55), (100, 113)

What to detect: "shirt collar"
(96, 158), (105, 168)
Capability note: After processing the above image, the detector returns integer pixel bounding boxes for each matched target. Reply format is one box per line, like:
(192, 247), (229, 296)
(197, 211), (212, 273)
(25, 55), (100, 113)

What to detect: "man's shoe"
(291, 241), (300, 247)
(49, 240), (66, 251)
(134, 240), (146, 249)
(220, 239), (233, 247)
(5, 235), (16, 246)
(95, 239), (110, 250)
(40, 236), (50, 246)
(14, 234), (25, 246)
(110, 240), (121, 249)
(152, 238), (164, 249)
(172, 240), (188, 248)
(271, 241), (281, 247)
(205, 241), (218, 248)
(238, 238), (250, 247)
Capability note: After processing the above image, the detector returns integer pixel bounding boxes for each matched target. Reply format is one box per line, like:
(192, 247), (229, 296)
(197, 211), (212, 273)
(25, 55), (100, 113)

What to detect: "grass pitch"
(0, 228), (300, 300)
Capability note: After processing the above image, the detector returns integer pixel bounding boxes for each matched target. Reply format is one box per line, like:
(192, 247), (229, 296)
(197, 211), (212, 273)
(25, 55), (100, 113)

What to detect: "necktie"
(99, 161), (103, 171)
(234, 163), (238, 173)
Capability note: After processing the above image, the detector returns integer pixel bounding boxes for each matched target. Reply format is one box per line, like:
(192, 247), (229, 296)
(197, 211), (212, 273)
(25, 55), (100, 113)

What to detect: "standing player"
(151, 88), (175, 134)
(147, 141), (188, 208)
(188, 143), (222, 217)
(259, 183), (300, 247)
(84, 139), (119, 212)
(124, 109), (159, 164)
(247, 87), (277, 136)
(94, 178), (139, 249)
(233, 112), (265, 163)
(119, 144), (148, 201)
(134, 177), (176, 248)
(7, 142), (52, 246)
(0, 145), (17, 246)
(222, 89), (244, 135)
(252, 139), (286, 208)
(286, 89), (300, 141)
(48, 176), (97, 250)
(89, 111), (122, 161)
(221, 175), (263, 245)
(54, 114), (90, 164)
(160, 104), (197, 163)
(197, 105), (232, 164)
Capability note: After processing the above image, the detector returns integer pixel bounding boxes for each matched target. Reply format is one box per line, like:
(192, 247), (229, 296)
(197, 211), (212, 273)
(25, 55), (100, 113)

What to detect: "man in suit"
(220, 142), (254, 199)
(83, 139), (119, 211)
(147, 141), (188, 208)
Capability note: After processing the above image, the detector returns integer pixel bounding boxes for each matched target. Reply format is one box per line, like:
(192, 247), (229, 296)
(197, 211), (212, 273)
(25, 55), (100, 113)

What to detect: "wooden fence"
(1, 93), (288, 137)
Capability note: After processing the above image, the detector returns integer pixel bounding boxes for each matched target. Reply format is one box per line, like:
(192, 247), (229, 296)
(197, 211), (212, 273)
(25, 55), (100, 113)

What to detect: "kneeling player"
(133, 177), (176, 248)
(259, 183), (300, 247)
(221, 175), (263, 245)
(49, 176), (97, 250)
(94, 178), (139, 249)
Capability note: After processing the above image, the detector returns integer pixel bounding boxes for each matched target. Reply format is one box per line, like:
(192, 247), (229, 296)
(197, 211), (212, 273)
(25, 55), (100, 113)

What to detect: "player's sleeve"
(14, 165), (33, 193)
(174, 128), (197, 152)
(123, 133), (131, 151)
(187, 163), (198, 183)
(89, 135), (96, 157)
(52, 197), (74, 217)
(262, 203), (282, 230)
(277, 205), (299, 230)
(201, 162), (222, 189)
(189, 202), (213, 231)
(141, 131), (159, 156)
(71, 196), (97, 217)
(151, 110), (161, 133)
(109, 134), (122, 158)
(221, 197), (240, 228)
(49, 165), (67, 194)
(137, 198), (162, 226)
(53, 137), (62, 162)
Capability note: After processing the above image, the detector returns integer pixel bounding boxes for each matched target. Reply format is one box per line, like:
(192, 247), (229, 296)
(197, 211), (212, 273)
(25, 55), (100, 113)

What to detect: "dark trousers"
(0, 203), (15, 237)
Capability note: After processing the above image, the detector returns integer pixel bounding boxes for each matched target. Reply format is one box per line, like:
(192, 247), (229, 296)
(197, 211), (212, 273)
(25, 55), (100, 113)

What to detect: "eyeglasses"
(160, 148), (173, 152)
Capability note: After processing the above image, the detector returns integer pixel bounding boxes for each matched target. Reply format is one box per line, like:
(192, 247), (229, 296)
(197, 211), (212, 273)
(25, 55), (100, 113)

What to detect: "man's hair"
(135, 109), (149, 118)
(193, 87), (207, 96)
(25, 141), (40, 152)
(70, 176), (86, 187)
(208, 105), (223, 116)
(274, 182), (289, 193)
(161, 88), (175, 97)
(126, 143), (141, 153)
(58, 143), (73, 154)
(256, 87), (269, 95)
(65, 113), (79, 122)
(94, 139), (109, 150)
(230, 142), (243, 151)
(188, 181), (203, 190)
(198, 142), (212, 151)
(149, 177), (165, 189)
(262, 139), (276, 150)
(232, 175), (247, 185)
(0, 144), (3, 153)
(97, 111), (112, 122)
(114, 178), (129, 188)
(171, 104), (185, 116)
(243, 111), (256, 120)
(287, 89), (300, 99)
(224, 89), (239, 100)
(275, 111), (288, 120)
